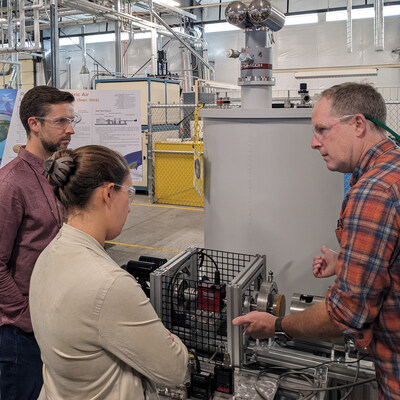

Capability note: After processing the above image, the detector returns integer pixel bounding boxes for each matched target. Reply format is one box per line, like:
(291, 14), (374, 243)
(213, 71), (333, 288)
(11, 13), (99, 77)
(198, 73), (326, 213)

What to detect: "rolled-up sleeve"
(326, 184), (398, 349)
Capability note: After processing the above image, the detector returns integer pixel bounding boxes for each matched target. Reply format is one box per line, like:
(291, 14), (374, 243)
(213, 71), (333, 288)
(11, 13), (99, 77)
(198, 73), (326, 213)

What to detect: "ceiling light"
(59, 37), (80, 46)
(204, 22), (240, 33)
(154, 0), (180, 7)
(327, 5), (400, 22)
(326, 10), (347, 22)
(294, 68), (378, 79)
(383, 5), (400, 17)
(285, 13), (318, 26)
(134, 32), (152, 39)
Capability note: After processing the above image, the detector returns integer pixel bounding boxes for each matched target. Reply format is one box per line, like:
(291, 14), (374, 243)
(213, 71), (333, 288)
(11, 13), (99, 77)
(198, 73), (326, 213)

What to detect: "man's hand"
(232, 311), (276, 339)
(313, 246), (338, 278)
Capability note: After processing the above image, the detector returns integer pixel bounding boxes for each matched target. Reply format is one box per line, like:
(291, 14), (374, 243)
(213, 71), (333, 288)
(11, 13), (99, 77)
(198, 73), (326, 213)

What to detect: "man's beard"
(40, 137), (65, 154)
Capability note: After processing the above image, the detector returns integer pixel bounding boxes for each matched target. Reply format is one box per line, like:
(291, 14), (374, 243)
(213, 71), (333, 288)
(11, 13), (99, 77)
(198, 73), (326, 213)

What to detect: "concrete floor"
(105, 192), (204, 267)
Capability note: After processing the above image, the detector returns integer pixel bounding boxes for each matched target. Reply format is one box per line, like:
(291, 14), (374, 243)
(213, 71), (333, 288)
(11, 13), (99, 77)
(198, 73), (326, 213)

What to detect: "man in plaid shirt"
(233, 82), (400, 399)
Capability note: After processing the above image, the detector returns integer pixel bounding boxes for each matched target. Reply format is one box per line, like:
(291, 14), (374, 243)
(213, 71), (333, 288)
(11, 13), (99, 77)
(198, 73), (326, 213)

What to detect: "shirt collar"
(18, 145), (46, 175)
(350, 138), (397, 186)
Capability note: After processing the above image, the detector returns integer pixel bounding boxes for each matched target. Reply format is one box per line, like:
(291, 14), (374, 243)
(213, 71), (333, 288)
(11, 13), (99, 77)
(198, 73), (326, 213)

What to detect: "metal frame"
(150, 246), (267, 363)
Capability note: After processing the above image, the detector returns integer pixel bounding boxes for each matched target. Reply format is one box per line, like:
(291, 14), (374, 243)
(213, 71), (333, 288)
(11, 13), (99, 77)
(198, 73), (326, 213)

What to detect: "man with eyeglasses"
(233, 83), (400, 399)
(0, 85), (79, 399)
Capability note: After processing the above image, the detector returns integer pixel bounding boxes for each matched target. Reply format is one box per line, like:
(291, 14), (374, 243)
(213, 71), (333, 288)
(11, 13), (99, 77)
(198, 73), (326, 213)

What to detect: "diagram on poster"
(1, 89), (142, 182)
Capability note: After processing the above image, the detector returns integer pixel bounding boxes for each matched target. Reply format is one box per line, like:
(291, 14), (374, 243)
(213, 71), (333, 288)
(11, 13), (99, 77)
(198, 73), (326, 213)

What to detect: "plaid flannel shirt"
(326, 139), (400, 399)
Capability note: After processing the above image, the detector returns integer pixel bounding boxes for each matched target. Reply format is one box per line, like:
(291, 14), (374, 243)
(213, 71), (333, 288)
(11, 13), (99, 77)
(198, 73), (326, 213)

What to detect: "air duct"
(374, 0), (384, 51)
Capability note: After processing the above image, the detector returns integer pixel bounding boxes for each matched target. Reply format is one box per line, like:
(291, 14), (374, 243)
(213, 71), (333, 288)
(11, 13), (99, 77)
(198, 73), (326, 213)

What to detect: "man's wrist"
(274, 317), (293, 340)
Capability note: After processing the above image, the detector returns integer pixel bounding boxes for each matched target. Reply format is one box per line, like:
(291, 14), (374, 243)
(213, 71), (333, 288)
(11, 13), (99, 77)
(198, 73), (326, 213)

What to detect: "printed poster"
(0, 89), (18, 167)
(0, 89), (142, 182)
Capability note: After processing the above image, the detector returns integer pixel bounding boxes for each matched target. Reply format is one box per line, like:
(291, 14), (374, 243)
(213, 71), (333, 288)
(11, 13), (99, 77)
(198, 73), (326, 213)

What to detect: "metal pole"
(346, 0), (352, 53)
(374, 0), (384, 51)
(50, 0), (60, 87)
(147, 102), (154, 203)
(115, 0), (122, 75)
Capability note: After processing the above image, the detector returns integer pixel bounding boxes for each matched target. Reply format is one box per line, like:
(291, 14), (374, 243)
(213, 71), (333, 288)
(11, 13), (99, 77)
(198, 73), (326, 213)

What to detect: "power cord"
(254, 352), (375, 400)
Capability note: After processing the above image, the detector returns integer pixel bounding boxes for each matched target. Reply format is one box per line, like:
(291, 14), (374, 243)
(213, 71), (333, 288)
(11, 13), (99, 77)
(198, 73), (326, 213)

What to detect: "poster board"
(0, 89), (142, 183)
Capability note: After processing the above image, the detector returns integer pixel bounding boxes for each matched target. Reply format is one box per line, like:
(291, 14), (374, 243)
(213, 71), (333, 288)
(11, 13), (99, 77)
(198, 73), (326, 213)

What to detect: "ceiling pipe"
(150, 9), (215, 73)
(0, 59), (23, 89)
(346, 0), (352, 53)
(374, 0), (384, 51)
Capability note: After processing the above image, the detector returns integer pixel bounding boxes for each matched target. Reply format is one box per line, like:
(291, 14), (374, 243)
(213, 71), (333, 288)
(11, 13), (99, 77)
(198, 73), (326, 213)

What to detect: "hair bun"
(44, 156), (74, 187)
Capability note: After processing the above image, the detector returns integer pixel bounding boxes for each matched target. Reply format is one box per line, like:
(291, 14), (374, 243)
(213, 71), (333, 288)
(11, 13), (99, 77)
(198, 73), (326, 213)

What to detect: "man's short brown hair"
(19, 86), (75, 137)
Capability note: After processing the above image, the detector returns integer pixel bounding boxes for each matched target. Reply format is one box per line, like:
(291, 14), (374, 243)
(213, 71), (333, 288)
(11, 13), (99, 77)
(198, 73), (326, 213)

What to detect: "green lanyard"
(364, 114), (400, 145)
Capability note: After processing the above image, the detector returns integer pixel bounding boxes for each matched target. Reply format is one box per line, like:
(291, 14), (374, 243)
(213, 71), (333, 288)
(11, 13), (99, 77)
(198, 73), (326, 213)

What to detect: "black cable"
(189, 349), (201, 373)
(198, 249), (220, 273)
(174, 104), (205, 126)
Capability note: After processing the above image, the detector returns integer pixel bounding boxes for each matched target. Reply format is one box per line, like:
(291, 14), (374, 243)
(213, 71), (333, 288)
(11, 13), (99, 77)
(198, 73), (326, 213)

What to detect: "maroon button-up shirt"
(0, 146), (63, 332)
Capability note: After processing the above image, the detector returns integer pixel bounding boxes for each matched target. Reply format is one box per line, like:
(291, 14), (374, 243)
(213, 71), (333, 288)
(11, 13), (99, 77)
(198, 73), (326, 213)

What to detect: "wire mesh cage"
(150, 247), (266, 364)
(147, 103), (239, 207)
(386, 102), (400, 136)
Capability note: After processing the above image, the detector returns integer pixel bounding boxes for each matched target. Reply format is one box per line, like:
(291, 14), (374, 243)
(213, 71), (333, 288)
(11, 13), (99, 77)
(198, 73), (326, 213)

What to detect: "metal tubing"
(147, 102), (154, 203)
(0, 59), (22, 88)
(182, 48), (192, 92)
(23, 0), (44, 10)
(150, 29), (157, 75)
(19, 0), (26, 47)
(153, 150), (199, 154)
(115, 0), (123, 76)
(34, 6), (40, 49)
(66, 57), (72, 89)
(150, 10), (215, 74)
(50, 0), (60, 88)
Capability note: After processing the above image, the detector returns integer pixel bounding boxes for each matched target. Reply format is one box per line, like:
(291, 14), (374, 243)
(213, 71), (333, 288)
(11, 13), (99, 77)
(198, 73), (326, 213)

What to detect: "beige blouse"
(30, 224), (188, 400)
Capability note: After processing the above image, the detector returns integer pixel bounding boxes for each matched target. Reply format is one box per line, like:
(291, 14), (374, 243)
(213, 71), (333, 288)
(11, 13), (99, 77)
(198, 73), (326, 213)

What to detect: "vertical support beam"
(33, 6), (40, 48)
(115, 0), (122, 76)
(346, 0), (352, 53)
(374, 0), (384, 51)
(150, 28), (157, 75)
(19, 0), (26, 47)
(149, 0), (157, 75)
(147, 102), (154, 203)
(50, 0), (60, 87)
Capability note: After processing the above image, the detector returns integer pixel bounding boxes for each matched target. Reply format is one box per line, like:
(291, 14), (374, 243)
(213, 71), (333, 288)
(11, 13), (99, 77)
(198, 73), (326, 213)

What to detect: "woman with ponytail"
(30, 145), (188, 400)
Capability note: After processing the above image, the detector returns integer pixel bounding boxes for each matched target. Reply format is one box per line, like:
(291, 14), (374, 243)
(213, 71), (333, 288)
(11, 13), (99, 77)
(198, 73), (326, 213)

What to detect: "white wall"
(204, 14), (400, 98)
(57, 12), (400, 98)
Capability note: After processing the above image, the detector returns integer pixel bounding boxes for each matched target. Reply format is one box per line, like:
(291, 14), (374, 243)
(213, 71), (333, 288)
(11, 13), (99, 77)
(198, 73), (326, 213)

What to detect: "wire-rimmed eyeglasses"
(91, 182), (136, 203)
(312, 114), (355, 139)
(35, 113), (82, 128)
(113, 183), (136, 202)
